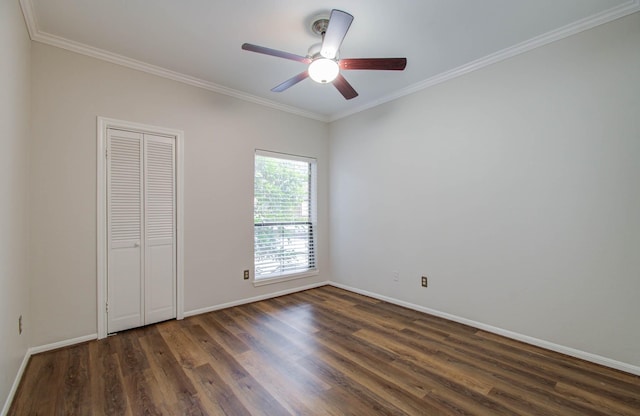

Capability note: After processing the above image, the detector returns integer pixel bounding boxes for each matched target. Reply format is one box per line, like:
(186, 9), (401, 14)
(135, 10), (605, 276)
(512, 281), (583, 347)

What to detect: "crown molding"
(18, 0), (38, 39)
(329, 0), (640, 122)
(19, 0), (639, 124)
(18, 0), (328, 123)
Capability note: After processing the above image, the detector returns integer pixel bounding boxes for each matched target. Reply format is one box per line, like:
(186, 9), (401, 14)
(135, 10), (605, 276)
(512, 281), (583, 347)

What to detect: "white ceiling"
(22, 0), (639, 121)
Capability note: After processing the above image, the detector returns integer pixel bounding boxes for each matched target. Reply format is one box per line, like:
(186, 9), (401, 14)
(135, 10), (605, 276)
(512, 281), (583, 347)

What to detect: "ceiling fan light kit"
(242, 9), (407, 100)
(308, 58), (339, 83)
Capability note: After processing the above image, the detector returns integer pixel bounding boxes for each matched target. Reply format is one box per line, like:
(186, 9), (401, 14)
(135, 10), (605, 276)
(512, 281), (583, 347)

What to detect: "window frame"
(253, 149), (318, 286)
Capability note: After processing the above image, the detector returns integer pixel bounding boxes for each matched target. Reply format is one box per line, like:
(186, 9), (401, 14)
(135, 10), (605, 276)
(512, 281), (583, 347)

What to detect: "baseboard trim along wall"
(5, 279), (638, 414)
(29, 333), (98, 355)
(329, 282), (640, 377)
(2, 333), (98, 415)
(183, 280), (331, 317)
(3, 281), (332, 413)
(1, 351), (30, 416)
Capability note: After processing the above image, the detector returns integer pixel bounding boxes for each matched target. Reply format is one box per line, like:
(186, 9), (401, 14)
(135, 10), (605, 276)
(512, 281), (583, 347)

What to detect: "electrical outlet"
(392, 271), (399, 282)
(243, 269), (250, 280)
(421, 276), (428, 287)
(18, 315), (22, 335)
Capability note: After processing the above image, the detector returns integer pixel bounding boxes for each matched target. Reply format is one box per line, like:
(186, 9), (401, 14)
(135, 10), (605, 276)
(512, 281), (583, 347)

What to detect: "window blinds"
(254, 150), (317, 279)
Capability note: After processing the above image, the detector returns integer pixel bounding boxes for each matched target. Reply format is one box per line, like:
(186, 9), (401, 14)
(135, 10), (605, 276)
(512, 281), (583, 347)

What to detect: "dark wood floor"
(9, 286), (640, 415)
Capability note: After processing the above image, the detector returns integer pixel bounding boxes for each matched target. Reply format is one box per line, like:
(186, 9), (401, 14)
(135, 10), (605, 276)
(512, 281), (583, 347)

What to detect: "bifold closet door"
(107, 129), (144, 333)
(144, 134), (176, 325)
(107, 129), (176, 334)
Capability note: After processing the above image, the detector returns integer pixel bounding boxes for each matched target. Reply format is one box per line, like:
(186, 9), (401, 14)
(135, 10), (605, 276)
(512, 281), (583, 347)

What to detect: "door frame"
(97, 116), (185, 339)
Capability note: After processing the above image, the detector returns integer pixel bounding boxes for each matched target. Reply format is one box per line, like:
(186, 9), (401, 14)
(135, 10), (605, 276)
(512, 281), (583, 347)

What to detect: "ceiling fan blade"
(333, 73), (358, 100)
(340, 58), (407, 71)
(242, 43), (311, 64)
(271, 71), (309, 92)
(320, 10), (353, 59)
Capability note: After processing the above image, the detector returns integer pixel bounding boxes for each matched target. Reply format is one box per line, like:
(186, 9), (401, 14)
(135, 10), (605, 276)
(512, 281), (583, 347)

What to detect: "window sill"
(252, 270), (319, 287)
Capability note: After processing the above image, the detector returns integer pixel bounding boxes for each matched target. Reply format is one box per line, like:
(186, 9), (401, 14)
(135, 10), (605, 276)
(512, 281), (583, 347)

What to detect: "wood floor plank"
(255, 299), (320, 335)
(183, 323), (290, 415)
(195, 312), (251, 354)
(230, 308), (331, 395)
(9, 352), (58, 415)
(111, 331), (168, 415)
(9, 286), (640, 415)
(476, 330), (640, 391)
(138, 327), (208, 415)
(447, 331), (640, 407)
(310, 342), (444, 415)
(555, 381), (640, 416)
(236, 349), (330, 415)
(419, 329), (629, 415)
(297, 353), (409, 415)
(35, 348), (69, 415)
(355, 327), (495, 395)
(183, 323), (250, 382)
(191, 363), (252, 416)
(157, 320), (210, 370)
(319, 285), (381, 304)
(57, 344), (91, 414)
(122, 369), (164, 416)
(89, 338), (133, 416)
(314, 328), (430, 399)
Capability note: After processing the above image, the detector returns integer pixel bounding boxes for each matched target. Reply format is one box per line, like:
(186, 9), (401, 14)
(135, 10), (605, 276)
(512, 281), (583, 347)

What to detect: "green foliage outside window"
(254, 153), (315, 278)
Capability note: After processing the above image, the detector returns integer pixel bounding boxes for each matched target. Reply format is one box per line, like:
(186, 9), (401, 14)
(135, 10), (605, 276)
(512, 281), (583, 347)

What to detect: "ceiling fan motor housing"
(310, 16), (330, 36)
(307, 43), (339, 61)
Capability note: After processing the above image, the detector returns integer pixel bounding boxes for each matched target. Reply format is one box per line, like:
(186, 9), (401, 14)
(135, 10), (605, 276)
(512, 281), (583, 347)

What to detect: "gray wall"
(0, 0), (31, 409)
(3, 7), (639, 411)
(330, 13), (640, 367)
(29, 42), (330, 347)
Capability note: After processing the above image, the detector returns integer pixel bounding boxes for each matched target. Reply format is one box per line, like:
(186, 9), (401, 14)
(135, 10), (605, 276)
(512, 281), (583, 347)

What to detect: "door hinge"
(106, 302), (109, 313)
(105, 147), (109, 159)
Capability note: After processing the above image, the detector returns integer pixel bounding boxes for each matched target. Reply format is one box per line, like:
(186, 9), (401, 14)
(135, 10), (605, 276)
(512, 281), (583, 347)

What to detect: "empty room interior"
(2, 0), (639, 414)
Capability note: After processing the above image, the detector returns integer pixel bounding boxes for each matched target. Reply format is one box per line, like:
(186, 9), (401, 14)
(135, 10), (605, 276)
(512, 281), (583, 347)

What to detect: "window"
(254, 150), (317, 283)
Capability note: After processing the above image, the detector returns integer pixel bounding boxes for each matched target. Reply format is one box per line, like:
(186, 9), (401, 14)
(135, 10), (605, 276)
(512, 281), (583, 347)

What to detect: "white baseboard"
(2, 333), (98, 414)
(184, 280), (331, 317)
(29, 333), (98, 355)
(4, 279), (638, 415)
(330, 282), (640, 376)
(1, 349), (30, 416)
(2, 280), (327, 413)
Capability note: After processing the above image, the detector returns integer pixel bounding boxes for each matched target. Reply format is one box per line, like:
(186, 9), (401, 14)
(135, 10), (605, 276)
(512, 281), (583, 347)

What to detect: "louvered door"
(107, 129), (176, 333)
(107, 129), (144, 332)
(144, 134), (176, 325)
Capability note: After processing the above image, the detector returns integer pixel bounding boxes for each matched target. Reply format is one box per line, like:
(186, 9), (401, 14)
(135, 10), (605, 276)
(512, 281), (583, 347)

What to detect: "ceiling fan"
(242, 9), (407, 100)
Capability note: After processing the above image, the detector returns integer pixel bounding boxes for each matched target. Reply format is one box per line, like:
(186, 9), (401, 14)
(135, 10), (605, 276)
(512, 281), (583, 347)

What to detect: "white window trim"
(252, 270), (320, 287)
(253, 149), (318, 287)
(255, 149), (316, 164)
(96, 117), (185, 339)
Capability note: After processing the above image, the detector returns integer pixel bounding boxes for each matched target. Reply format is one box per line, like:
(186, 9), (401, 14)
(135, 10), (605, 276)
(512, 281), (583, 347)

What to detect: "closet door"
(107, 129), (144, 333)
(144, 134), (176, 324)
(106, 129), (176, 333)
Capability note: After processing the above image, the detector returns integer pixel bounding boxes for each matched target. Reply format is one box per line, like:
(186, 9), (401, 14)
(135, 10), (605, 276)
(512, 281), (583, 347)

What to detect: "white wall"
(0, 0), (31, 410)
(330, 12), (640, 368)
(29, 42), (329, 347)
